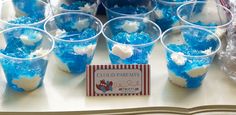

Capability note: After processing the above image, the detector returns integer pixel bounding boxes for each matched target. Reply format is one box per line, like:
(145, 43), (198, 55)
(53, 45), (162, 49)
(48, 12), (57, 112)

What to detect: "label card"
(86, 65), (150, 96)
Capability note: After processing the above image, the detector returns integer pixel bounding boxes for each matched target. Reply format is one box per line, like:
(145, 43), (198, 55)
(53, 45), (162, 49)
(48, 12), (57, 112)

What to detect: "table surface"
(0, 16), (236, 114)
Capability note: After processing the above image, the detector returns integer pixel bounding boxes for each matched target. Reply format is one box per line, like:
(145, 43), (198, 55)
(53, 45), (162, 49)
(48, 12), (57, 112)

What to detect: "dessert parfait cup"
(0, 27), (54, 92)
(161, 25), (221, 88)
(153, 0), (193, 31)
(44, 12), (102, 74)
(49, 0), (100, 15)
(177, 1), (233, 38)
(102, 16), (162, 64)
(102, 0), (157, 20)
(0, 0), (51, 29)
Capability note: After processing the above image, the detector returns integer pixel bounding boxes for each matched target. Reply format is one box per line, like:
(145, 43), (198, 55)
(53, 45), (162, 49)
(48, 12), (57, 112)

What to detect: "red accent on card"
(86, 64), (150, 96)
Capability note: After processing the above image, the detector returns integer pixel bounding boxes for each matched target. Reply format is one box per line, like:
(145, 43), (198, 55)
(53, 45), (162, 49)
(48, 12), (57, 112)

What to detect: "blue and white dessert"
(53, 28), (97, 74)
(0, 29), (50, 92)
(46, 14), (99, 74)
(107, 20), (155, 64)
(165, 29), (220, 88)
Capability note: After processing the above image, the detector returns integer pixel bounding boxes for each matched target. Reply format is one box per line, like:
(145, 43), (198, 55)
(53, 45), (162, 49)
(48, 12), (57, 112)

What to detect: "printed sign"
(86, 65), (150, 96)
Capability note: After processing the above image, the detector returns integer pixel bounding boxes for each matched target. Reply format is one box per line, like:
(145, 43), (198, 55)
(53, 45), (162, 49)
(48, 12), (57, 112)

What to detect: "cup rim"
(177, 1), (234, 29)
(0, 0), (52, 27)
(44, 12), (103, 43)
(157, 0), (194, 5)
(0, 26), (55, 61)
(102, 0), (157, 17)
(160, 25), (222, 58)
(102, 16), (162, 47)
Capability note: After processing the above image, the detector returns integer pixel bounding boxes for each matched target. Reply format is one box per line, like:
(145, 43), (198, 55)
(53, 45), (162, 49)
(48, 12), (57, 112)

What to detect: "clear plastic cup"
(102, 0), (157, 20)
(0, 27), (54, 92)
(0, 0), (51, 29)
(44, 12), (102, 74)
(102, 17), (162, 64)
(49, 0), (100, 15)
(153, 0), (193, 31)
(177, 1), (233, 38)
(161, 25), (221, 88)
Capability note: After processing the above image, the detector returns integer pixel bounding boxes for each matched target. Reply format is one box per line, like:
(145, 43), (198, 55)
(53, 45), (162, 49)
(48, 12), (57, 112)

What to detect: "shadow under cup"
(44, 12), (102, 74)
(0, 27), (54, 92)
(161, 26), (221, 88)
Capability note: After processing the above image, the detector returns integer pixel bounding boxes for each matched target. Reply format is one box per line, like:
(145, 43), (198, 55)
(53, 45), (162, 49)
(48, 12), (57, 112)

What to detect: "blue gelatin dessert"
(166, 44), (212, 88)
(107, 20), (155, 64)
(44, 12), (102, 74)
(166, 29), (220, 88)
(0, 30), (49, 92)
(53, 28), (97, 74)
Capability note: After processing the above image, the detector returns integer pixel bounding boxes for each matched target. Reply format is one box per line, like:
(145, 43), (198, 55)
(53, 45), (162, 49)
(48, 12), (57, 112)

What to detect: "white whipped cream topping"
(79, 3), (97, 14)
(111, 44), (133, 59)
(73, 19), (90, 31)
(168, 70), (186, 87)
(20, 34), (42, 46)
(121, 21), (139, 33)
(187, 65), (209, 78)
(171, 52), (187, 66)
(12, 75), (41, 91)
(155, 9), (164, 19)
(54, 54), (71, 73)
(201, 47), (212, 55)
(73, 44), (96, 57)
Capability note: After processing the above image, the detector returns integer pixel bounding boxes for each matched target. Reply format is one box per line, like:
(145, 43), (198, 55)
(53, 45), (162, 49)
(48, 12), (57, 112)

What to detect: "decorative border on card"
(86, 65), (150, 96)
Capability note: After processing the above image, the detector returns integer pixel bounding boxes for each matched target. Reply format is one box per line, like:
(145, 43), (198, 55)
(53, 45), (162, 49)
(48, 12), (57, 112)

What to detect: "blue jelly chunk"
(7, 16), (44, 29)
(112, 32), (152, 45)
(58, 28), (96, 41)
(166, 44), (213, 88)
(181, 27), (218, 51)
(9, 16), (40, 25)
(54, 28), (97, 74)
